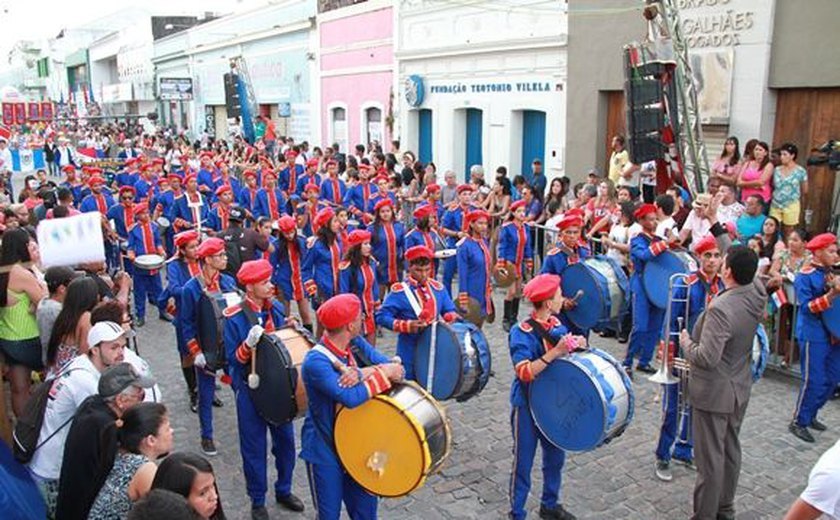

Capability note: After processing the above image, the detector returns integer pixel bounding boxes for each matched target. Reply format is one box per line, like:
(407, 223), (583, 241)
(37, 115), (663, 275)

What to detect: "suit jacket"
(686, 277), (766, 414)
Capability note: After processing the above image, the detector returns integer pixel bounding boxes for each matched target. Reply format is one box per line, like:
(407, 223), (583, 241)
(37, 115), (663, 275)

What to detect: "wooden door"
(605, 91), (626, 174)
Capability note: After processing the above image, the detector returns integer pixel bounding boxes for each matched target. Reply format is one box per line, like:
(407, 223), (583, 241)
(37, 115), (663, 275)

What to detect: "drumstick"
(248, 349), (260, 389)
(569, 289), (584, 304)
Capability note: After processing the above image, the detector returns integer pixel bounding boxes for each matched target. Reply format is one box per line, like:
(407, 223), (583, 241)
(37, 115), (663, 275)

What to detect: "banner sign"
(37, 212), (105, 267)
(2, 104), (14, 126)
(14, 103), (26, 124)
(159, 78), (193, 101)
(27, 103), (40, 122)
(41, 102), (54, 120)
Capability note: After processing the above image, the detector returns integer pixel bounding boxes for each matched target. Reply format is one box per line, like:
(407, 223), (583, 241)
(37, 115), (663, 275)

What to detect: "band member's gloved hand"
(246, 325), (265, 349)
(562, 298), (577, 310)
(194, 352), (207, 369)
(305, 280), (318, 297)
(442, 312), (459, 323)
(382, 363), (405, 382)
(458, 292), (469, 310)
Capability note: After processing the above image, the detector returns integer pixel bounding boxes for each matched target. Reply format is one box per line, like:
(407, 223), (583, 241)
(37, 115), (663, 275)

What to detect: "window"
(330, 105), (348, 154)
(364, 106), (382, 147)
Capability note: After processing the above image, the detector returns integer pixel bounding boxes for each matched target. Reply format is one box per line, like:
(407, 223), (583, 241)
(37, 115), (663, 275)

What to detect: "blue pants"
(443, 256), (457, 298)
(624, 288), (664, 369)
(196, 367), (217, 440)
(132, 272), (162, 319)
(655, 382), (693, 462)
(509, 406), (564, 520)
(793, 340), (840, 427)
(305, 462), (377, 520)
(235, 388), (295, 507)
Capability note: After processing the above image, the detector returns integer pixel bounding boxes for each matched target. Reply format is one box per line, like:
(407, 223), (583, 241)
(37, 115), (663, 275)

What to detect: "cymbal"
(493, 260), (516, 288)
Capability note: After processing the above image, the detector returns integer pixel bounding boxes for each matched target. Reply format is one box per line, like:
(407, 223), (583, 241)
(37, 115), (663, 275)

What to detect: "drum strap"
(402, 284), (423, 319)
(527, 319), (555, 351)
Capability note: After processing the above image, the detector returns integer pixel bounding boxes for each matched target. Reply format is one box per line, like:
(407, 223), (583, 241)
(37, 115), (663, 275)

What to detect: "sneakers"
(789, 422), (815, 443)
(201, 438), (218, 456)
(810, 418), (828, 432)
(276, 493), (305, 512)
(189, 393), (198, 413)
(539, 504), (577, 520)
(636, 364), (657, 374)
(212, 396), (224, 408)
(617, 335), (629, 344)
(135, 317), (145, 328)
(623, 366), (634, 381)
(672, 456), (696, 470)
(655, 459), (673, 482)
(251, 505), (269, 520)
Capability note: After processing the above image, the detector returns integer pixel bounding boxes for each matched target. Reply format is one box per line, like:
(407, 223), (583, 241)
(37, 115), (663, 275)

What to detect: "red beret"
(196, 237), (226, 259)
(693, 235), (719, 255)
(456, 184), (474, 194)
(88, 167), (103, 175)
(263, 169), (277, 179)
(566, 208), (585, 218)
(465, 209), (490, 226)
(132, 202), (149, 216)
(304, 183), (320, 193)
(157, 177), (170, 186)
(325, 159), (338, 168)
(346, 229), (372, 248)
(124, 157), (139, 166)
(314, 207), (335, 228)
(243, 169), (257, 180)
(199, 152), (213, 160)
(374, 175), (390, 184)
(184, 173), (197, 185)
(317, 294), (362, 330)
(174, 230), (200, 248)
(215, 160), (226, 169)
(62, 165), (76, 173)
(413, 204), (436, 220)
(140, 164), (153, 173)
(167, 174), (182, 183)
(510, 200), (527, 211)
(806, 232), (837, 252)
(425, 183), (441, 194)
(406, 245), (434, 262)
(152, 158), (165, 166)
(523, 274), (561, 303)
(357, 164), (372, 172)
(88, 176), (105, 187)
(277, 215), (297, 233)
(634, 203), (657, 220)
(285, 150), (298, 158)
(119, 185), (136, 196)
(215, 185), (232, 197)
(237, 259), (273, 285)
(306, 158), (319, 168)
(374, 198), (394, 213)
(557, 215), (583, 231)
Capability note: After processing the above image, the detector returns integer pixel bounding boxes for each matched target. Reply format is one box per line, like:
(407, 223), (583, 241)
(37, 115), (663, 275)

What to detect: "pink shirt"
(740, 163), (771, 203)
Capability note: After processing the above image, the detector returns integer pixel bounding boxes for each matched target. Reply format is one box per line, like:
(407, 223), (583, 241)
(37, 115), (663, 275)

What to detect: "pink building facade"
(319, 1), (394, 155)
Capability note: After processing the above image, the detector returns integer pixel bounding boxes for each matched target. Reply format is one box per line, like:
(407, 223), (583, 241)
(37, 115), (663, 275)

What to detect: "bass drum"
(248, 325), (315, 425)
(822, 297), (840, 339)
(414, 321), (491, 402)
(334, 381), (451, 497)
(561, 256), (629, 330)
(643, 250), (698, 309)
(529, 348), (634, 452)
(196, 289), (227, 371)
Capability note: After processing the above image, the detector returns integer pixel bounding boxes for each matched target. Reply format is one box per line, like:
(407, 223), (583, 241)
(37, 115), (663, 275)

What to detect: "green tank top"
(0, 290), (40, 341)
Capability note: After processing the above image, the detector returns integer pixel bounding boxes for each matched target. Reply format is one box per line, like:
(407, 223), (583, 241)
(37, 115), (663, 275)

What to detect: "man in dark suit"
(679, 211), (766, 520)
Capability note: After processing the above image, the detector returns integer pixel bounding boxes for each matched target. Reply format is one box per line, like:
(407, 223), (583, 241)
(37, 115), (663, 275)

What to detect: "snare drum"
(414, 321), (491, 401)
(529, 348), (634, 452)
(561, 256), (629, 330)
(434, 249), (456, 259)
(156, 216), (171, 230)
(334, 381), (451, 497)
(249, 325), (314, 425)
(134, 254), (165, 271)
(644, 250), (698, 309)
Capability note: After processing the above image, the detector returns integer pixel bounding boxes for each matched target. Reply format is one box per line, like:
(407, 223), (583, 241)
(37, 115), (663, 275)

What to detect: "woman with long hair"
(498, 200), (534, 331)
(302, 208), (343, 336)
(584, 180), (618, 251)
(768, 228), (810, 366)
(711, 136), (740, 187)
(339, 230), (380, 344)
(152, 452), (224, 520)
(405, 205), (443, 279)
(88, 403), (174, 520)
(770, 142), (809, 236)
(370, 198), (405, 300)
(738, 140), (774, 207)
(0, 229), (48, 416)
(274, 216), (313, 332)
(456, 210), (494, 329)
(46, 277), (100, 375)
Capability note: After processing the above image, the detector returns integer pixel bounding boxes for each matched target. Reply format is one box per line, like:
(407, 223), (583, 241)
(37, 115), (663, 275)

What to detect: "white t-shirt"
(683, 211), (712, 250)
(800, 438), (840, 519)
(628, 222), (643, 240)
(656, 217), (678, 241)
(717, 201), (745, 226)
(28, 355), (100, 480)
(607, 223), (630, 267)
(0, 147), (13, 172)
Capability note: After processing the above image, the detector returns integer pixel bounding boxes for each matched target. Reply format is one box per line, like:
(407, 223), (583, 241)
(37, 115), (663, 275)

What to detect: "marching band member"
(162, 230), (202, 411)
(623, 203), (671, 376)
(213, 161), (242, 201)
(303, 208), (344, 329)
(405, 204), (443, 279)
(300, 293), (405, 520)
(654, 235), (723, 481)
(508, 273), (583, 520)
(154, 174), (183, 225)
(368, 174), (397, 213)
(126, 202), (165, 327)
(440, 184), (476, 297)
(115, 157), (140, 188)
(280, 151), (304, 195)
(295, 158), (322, 197)
(275, 215), (313, 332)
(344, 164), (378, 225)
(223, 260), (305, 519)
(254, 170), (287, 222)
(498, 200), (534, 331)
(370, 198), (405, 299)
(790, 232), (840, 443)
(151, 176), (176, 256)
(541, 214), (590, 336)
(133, 163), (157, 203)
(297, 183), (327, 236)
(238, 169), (260, 218)
(209, 185), (235, 232)
(107, 185), (138, 272)
(320, 160), (346, 206)
(457, 210), (494, 328)
(172, 174), (210, 234)
(180, 237), (237, 456)
(60, 164), (84, 206)
(80, 175), (118, 270)
(376, 245), (459, 379)
(339, 230), (380, 344)
(197, 153), (217, 195)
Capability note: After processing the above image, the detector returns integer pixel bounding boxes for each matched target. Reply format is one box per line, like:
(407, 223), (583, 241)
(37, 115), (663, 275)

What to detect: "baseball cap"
(98, 362), (156, 398)
(229, 206), (245, 222)
(87, 321), (127, 348)
(44, 266), (79, 294)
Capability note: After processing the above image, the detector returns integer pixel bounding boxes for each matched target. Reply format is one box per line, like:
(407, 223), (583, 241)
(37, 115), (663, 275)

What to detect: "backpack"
(13, 367), (80, 464)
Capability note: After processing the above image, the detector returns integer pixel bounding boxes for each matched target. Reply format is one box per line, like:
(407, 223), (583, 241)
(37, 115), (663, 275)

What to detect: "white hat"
(87, 321), (126, 347)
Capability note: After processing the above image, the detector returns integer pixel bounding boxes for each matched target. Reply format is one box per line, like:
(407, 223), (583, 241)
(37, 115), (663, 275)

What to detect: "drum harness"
(402, 283), (439, 396)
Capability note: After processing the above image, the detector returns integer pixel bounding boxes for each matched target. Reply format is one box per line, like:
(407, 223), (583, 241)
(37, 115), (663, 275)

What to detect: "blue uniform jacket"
(275, 235), (308, 302)
(670, 271), (723, 334)
(629, 232), (667, 296)
(457, 236), (493, 316)
(253, 188), (288, 221)
(320, 177), (347, 206)
(162, 258), (199, 328)
(223, 300), (287, 392)
(280, 164), (304, 194)
(795, 264), (834, 343)
(127, 222), (163, 258)
(115, 171), (139, 188)
(302, 238), (343, 300)
(541, 243), (590, 277)
(106, 203), (136, 240)
(300, 337), (390, 467)
(79, 192), (115, 215)
(197, 168), (217, 194)
(509, 316), (568, 407)
(344, 182), (379, 217)
(180, 272), (238, 356)
(295, 173), (322, 197)
(498, 221), (533, 273)
(441, 206), (469, 247)
(172, 193), (210, 231)
(370, 222), (406, 284)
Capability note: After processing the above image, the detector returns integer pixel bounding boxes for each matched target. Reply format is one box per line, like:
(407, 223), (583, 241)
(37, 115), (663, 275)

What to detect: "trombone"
(649, 272), (693, 444)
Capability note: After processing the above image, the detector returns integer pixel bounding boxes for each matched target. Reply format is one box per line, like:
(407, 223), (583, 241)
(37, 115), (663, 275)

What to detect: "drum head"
(561, 263), (605, 330)
(334, 388), (431, 497)
(135, 254), (165, 271)
(415, 323), (463, 400)
(249, 336), (297, 426)
(643, 250), (695, 309)
(822, 300), (840, 338)
(529, 356), (610, 452)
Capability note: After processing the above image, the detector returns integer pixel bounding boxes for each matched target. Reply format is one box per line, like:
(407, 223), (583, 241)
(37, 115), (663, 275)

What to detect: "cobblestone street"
(137, 289), (840, 520)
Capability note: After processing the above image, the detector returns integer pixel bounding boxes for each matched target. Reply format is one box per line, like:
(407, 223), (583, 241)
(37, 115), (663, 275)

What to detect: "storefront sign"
(679, 0), (758, 48)
(427, 80), (554, 96)
(160, 78), (194, 101)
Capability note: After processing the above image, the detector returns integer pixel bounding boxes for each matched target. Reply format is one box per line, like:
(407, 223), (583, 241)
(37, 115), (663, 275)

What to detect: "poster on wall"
(289, 104), (310, 142)
(27, 103), (40, 122)
(2, 104), (13, 126)
(41, 101), (53, 120)
(204, 106), (216, 138)
(14, 103), (26, 124)
(690, 49), (734, 124)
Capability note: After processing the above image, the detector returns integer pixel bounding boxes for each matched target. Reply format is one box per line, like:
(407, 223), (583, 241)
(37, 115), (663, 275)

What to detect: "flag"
(0, 125), (10, 141)
(771, 288), (788, 310)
